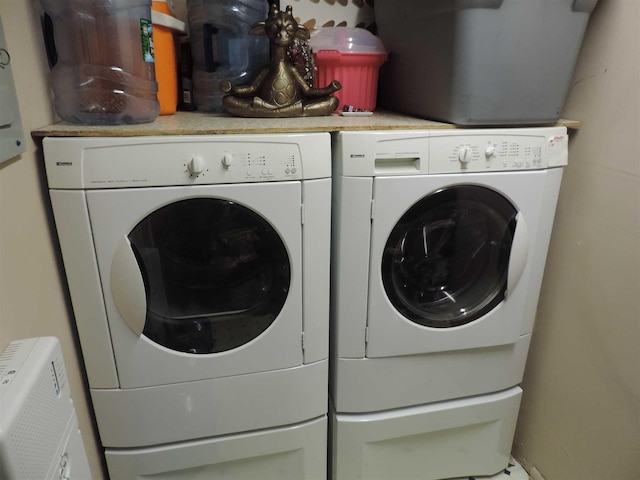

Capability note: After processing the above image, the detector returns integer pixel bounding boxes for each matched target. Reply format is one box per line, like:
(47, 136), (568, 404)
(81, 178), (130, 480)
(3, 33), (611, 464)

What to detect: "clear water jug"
(187, 0), (269, 113)
(41, 0), (160, 125)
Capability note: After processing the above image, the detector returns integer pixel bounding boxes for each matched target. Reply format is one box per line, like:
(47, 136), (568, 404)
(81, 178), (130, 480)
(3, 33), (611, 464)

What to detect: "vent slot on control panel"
(374, 157), (421, 173)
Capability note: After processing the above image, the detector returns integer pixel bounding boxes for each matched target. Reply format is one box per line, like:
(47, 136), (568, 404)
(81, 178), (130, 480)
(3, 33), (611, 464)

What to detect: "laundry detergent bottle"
(40, 0), (160, 125)
(187, 0), (269, 112)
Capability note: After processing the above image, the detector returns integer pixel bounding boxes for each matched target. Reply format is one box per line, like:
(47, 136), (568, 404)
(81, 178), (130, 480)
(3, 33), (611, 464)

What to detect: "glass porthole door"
(88, 172), (303, 388)
(363, 170), (544, 359)
(126, 198), (291, 354)
(382, 186), (517, 328)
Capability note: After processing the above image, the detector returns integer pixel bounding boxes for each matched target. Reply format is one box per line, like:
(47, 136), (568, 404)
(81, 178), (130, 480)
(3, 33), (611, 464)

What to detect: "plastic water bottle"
(40, 0), (160, 125)
(187, 0), (269, 113)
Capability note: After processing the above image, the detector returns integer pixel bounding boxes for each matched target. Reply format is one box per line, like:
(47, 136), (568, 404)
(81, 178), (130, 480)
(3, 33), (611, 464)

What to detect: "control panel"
(42, 133), (336, 189)
(430, 133), (554, 173)
(183, 144), (301, 183)
(0, 16), (26, 164)
(348, 128), (567, 178)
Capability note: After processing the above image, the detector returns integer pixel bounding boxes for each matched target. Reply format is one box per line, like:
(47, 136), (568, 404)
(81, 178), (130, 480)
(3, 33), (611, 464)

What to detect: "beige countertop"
(31, 111), (580, 138)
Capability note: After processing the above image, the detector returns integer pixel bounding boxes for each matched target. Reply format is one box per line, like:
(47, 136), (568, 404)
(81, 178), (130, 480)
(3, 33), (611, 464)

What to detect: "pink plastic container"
(310, 28), (386, 112)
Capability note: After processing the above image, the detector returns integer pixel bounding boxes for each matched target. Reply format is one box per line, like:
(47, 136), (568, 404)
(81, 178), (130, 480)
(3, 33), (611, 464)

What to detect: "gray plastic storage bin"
(375, 0), (598, 125)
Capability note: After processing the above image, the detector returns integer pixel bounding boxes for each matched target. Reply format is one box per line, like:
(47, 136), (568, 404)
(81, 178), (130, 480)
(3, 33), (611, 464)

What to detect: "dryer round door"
(124, 197), (290, 355)
(382, 185), (517, 328)
(365, 172), (543, 358)
(87, 182), (304, 389)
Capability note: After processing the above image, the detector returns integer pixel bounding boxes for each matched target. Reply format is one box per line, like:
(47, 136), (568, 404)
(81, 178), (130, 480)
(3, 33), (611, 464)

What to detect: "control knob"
(222, 153), (233, 168)
(485, 145), (496, 159)
(458, 146), (471, 168)
(188, 156), (205, 176)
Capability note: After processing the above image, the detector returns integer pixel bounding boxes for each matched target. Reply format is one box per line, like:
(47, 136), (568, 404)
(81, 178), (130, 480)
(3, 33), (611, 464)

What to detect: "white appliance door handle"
(506, 212), (529, 298)
(111, 237), (147, 336)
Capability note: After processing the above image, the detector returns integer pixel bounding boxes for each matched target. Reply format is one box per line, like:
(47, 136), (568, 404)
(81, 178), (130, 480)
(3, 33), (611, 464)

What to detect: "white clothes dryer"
(43, 133), (331, 479)
(330, 127), (568, 479)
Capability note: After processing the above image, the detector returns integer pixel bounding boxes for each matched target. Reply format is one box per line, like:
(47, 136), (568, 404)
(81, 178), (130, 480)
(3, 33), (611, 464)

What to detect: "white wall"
(513, 1), (640, 479)
(0, 1), (637, 480)
(0, 0), (105, 478)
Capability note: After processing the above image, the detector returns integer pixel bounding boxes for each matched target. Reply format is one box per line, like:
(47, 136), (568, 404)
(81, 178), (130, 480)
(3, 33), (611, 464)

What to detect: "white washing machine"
(330, 127), (568, 479)
(43, 133), (331, 479)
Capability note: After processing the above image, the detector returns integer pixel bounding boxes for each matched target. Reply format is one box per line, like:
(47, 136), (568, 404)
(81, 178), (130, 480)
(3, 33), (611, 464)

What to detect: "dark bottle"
(178, 39), (197, 111)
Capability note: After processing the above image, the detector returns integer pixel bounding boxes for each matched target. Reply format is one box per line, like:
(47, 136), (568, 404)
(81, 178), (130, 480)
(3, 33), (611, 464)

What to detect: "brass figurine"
(220, 3), (341, 118)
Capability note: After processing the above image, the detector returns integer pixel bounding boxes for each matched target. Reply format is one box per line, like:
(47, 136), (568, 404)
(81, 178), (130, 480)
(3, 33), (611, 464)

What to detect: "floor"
(452, 457), (530, 480)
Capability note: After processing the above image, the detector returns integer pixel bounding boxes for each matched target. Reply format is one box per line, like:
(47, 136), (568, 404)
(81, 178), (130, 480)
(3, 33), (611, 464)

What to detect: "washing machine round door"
(125, 198), (290, 354)
(382, 185), (517, 328)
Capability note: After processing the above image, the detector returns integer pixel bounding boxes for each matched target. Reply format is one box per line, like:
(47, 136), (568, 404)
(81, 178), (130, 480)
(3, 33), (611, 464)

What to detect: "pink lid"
(309, 27), (385, 55)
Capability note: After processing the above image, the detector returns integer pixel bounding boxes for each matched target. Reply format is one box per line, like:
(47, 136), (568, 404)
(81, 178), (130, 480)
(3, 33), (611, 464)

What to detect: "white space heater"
(0, 337), (92, 479)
